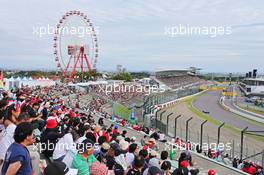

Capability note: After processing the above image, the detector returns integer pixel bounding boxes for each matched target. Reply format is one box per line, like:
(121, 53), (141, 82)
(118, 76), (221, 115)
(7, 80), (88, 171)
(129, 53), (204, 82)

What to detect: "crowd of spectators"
(0, 86), (201, 175)
(0, 84), (263, 175)
(156, 75), (202, 89)
(90, 84), (145, 105)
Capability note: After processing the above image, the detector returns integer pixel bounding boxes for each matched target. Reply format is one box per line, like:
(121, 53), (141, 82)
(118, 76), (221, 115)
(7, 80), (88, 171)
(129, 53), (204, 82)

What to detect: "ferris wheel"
(53, 10), (99, 80)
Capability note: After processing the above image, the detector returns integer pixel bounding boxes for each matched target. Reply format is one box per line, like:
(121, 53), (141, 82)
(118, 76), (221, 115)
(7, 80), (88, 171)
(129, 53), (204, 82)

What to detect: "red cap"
(208, 169), (216, 175)
(143, 145), (149, 150)
(46, 119), (58, 129)
(180, 160), (189, 168)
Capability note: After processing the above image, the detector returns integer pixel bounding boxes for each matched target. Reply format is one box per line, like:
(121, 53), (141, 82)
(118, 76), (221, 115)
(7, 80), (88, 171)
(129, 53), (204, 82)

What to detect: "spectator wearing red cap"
(208, 169), (216, 175)
(102, 128), (111, 143)
(180, 160), (189, 168)
(40, 118), (63, 158)
(247, 163), (257, 175)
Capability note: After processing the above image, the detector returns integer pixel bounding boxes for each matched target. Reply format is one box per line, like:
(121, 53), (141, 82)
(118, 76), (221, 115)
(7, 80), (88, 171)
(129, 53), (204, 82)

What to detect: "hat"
(149, 158), (160, 167)
(110, 142), (121, 152)
(116, 135), (124, 142)
(52, 105), (60, 111)
(101, 142), (110, 150)
(44, 161), (69, 175)
(148, 166), (163, 175)
(149, 150), (158, 157)
(180, 160), (189, 168)
(208, 169), (216, 175)
(46, 119), (57, 129)
(90, 162), (108, 175)
(119, 140), (129, 151)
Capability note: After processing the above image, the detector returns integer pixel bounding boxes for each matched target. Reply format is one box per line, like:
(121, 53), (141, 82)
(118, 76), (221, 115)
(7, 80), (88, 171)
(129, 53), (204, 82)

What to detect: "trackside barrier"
(159, 90), (207, 109)
(232, 102), (264, 121)
(219, 97), (264, 124)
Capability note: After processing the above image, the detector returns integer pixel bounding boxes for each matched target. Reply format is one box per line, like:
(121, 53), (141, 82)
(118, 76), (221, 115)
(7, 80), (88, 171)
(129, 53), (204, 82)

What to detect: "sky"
(0, 0), (264, 73)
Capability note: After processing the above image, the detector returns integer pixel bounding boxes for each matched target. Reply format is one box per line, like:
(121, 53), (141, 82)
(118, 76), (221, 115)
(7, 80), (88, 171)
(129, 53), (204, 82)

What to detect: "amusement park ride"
(53, 10), (98, 80)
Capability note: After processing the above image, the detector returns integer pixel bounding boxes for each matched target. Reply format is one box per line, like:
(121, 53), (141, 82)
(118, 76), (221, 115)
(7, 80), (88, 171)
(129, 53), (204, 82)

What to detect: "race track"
(193, 90), (264, 133)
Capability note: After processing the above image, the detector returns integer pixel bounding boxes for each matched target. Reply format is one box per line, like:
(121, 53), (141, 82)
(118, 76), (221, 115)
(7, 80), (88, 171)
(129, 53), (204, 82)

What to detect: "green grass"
(182, 92), (264, 142)
(239, 105), (264, 116)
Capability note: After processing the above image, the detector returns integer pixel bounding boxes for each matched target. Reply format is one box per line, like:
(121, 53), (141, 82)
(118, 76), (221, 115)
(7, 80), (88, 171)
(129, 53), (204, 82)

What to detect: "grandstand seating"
(156, 74), (202, 89)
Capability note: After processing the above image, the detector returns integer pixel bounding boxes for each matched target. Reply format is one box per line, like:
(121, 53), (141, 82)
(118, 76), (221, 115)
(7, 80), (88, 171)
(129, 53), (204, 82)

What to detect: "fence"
(153, 110), (264, 166)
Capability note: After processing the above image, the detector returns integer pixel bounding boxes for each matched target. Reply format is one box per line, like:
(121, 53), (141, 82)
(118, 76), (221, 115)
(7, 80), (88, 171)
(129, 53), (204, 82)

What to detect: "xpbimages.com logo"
(164, 24), (232, 38)
(97, 83), (166, 96)
(32, 24), (100, 38)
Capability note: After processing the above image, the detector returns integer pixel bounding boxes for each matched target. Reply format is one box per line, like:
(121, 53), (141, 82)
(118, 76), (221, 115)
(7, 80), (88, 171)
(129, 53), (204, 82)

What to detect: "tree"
(110, 72), (132, 82)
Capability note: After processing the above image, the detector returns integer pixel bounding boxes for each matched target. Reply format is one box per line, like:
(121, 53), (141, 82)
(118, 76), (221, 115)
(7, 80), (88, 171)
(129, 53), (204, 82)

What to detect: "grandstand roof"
(155, 69), (189, 74)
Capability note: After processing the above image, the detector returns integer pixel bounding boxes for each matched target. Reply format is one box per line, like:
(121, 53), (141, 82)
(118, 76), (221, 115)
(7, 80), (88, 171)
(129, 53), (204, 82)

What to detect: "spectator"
(127, 156), (145, 175)
(0, 104), (18, 166)
(72, 139), (98, 175)
(76, 124), (91, 144)
(126, 143), (138, 168)
(95, 142), (110, 163)
(40, 118), (63, 158)
(178, 152), (188, 168)
(148, 138), (158, 150)
(98, 117), (104, 127)
(44, 161), (76, 175)
(142, 157), (160, 175)
(139, 149), (149, 172)
(115, 140), (129, 170)
(169, 145), (177, 161)
(121, 130), (127, 138)
(102, 128), (111, 143)
(232, 158), (238, 168)
(1, 122), (35, 175)
(94, 136), (107, 157)
(160, 150), (169, 165)
(53, 126), (76, 161)
(208, 169), (216, 175)
(114, 163), (125, 175)
(173, 167), (189, 175)
(149, 150), (158, 159)
(105, 142), (120, 170)
(161, 161), (172, 175)
(147, 166), (163, 175)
